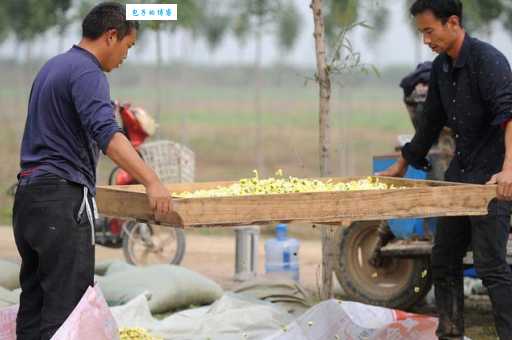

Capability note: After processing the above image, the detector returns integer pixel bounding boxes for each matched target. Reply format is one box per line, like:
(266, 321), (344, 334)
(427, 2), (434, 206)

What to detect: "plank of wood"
(96, 176), (498, 228)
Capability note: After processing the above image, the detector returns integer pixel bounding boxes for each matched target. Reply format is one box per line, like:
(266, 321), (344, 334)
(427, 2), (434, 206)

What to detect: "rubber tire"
(335, 221), (433, 310)
(108, 166), (120, 185)
(7, 183), (17, 196)
(122, 221), (186, 265)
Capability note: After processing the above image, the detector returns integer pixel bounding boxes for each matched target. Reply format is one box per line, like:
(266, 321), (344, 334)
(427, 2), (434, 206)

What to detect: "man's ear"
(447, 15), (461, 29)
(105, 29), (118, 46)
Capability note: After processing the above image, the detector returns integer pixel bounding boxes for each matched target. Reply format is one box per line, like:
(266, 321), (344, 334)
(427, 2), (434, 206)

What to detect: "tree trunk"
(484, 24), (493, 41)
(167, 29), (174, 62)
(414, 34), (422, 65)
(255, 17), (265, 174)
(155, 28), (163, 136)
(321, 224), (339, 298)
(58, 26), (66, 53)
(25, 41), (33, 86)
(311, 0), (334, 300)
(311, 0), (331, 177)
(181, 29), (189, 61)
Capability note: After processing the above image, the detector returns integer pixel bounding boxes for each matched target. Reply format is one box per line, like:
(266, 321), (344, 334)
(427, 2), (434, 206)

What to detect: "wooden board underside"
(95, 176), (496, 228)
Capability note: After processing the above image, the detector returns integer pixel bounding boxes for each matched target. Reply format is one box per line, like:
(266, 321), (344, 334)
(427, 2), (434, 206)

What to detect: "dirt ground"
(0, 225), (498, 339)
(0, 225), (325, 292)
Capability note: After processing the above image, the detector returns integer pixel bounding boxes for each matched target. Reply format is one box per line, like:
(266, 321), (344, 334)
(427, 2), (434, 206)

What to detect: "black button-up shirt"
(402, 34), (512, 184)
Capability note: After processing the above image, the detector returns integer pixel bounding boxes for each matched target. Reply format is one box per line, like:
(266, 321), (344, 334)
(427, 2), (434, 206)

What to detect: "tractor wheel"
(335, 221), (432, 310)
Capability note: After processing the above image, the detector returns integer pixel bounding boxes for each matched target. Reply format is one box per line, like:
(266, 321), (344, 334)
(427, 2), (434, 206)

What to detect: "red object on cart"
(112, 102), (157, 186)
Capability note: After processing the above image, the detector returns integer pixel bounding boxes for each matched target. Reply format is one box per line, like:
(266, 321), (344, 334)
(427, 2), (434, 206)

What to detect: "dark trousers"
(12, 174), (95, 340)
(432, 199), (512, 340)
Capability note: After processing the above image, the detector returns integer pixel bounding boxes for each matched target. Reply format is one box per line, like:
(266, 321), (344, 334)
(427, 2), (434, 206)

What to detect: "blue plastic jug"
(264, 223), (300, 281)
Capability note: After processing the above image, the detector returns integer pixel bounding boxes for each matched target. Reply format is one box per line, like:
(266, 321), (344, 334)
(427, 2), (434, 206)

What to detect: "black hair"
(82, 2), (139, 40)
(410, 0), (463, 25)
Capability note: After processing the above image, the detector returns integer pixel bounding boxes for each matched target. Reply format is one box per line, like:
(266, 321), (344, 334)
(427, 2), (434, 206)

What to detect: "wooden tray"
(95, 176), (497, 228)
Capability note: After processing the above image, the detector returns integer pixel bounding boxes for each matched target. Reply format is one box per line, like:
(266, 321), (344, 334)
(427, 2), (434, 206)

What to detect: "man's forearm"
(105, 132), (160, 187)
(396, 155), (408, 169)
(503, 122), (512, 171)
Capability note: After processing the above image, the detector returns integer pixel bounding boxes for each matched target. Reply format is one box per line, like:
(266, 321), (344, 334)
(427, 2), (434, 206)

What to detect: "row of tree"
(0, 0), (303, 62)
(1, 1), (512, 64)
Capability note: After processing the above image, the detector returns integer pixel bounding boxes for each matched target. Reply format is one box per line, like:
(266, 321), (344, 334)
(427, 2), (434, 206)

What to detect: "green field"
(0, 61), (414, 224)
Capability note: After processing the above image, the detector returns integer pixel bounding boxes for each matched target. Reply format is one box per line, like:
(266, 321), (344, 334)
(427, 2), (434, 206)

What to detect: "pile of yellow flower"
(173, 170), (397, 198)
(119, 327), (162, 340)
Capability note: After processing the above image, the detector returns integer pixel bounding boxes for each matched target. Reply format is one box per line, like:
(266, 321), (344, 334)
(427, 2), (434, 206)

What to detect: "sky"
(0, 0), (511, 68)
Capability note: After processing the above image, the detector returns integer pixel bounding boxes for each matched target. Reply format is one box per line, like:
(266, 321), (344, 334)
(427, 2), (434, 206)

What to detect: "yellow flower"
(173, 171), (402, 198)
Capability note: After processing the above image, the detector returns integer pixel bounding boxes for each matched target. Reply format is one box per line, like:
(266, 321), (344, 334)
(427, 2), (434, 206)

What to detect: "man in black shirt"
(378, 0), (512, 339)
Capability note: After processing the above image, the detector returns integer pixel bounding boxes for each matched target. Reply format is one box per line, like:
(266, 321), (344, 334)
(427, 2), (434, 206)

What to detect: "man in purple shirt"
(13, 3), (172, 339)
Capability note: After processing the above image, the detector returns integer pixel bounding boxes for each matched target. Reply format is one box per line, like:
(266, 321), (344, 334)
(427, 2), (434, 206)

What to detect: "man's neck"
(78, 39), (104, 69)
(447, 30), (465, 61)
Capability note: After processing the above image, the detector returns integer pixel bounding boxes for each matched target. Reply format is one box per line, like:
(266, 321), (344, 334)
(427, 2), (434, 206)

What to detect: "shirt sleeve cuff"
(500, 118), (512, 129)
(401, 143), (432, 171)
(98, 127), (122, 154)
(492, 112), (512, 127)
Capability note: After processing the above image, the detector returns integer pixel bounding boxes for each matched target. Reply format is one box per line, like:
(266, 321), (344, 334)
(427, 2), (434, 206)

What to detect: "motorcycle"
(7, 103), (189, 266)
(94, 101), (187, 266)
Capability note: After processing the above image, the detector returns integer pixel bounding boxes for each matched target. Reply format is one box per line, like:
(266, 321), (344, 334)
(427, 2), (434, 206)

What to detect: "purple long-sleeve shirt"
(19, 45), (121, 195)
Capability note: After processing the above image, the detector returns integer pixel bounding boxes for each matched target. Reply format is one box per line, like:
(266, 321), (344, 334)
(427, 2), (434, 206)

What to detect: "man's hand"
(487, 169), (512, 200)
(105, 133), (174, 219)
(375, 156), (408, 178)
(146, 180), (173, 219)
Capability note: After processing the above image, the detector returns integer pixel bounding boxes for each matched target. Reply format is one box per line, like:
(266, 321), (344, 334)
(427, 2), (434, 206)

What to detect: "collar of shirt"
(71, 45), (102, 69)
(454, 33), (471, 69)
(441, 33), (471, 70)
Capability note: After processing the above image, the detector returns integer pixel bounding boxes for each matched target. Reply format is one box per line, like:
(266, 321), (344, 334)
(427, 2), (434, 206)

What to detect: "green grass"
(0, 62), (411, 225)
(0, 203), (12, 224)
(110, 84), (408, 133)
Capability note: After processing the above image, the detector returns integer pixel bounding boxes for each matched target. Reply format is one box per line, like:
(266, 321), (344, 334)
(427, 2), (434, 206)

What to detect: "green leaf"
(358, 22), (373, 30)
(371, 64), (381, 78)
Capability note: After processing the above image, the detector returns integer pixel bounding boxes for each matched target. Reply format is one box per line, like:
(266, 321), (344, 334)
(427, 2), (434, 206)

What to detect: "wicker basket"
(137, 140), (195, 183)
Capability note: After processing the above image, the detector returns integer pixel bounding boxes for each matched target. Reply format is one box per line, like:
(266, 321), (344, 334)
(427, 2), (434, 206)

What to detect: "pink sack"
(0, 305), (18, 340)
(340, 301), (438, 340)
(50, 285), (119, 340)
(266, 299), (438, 340)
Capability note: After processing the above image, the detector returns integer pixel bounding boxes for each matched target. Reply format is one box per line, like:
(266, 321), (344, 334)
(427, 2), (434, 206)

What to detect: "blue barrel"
(373, 154), (437, 239)
(264, 224), (300, 281)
